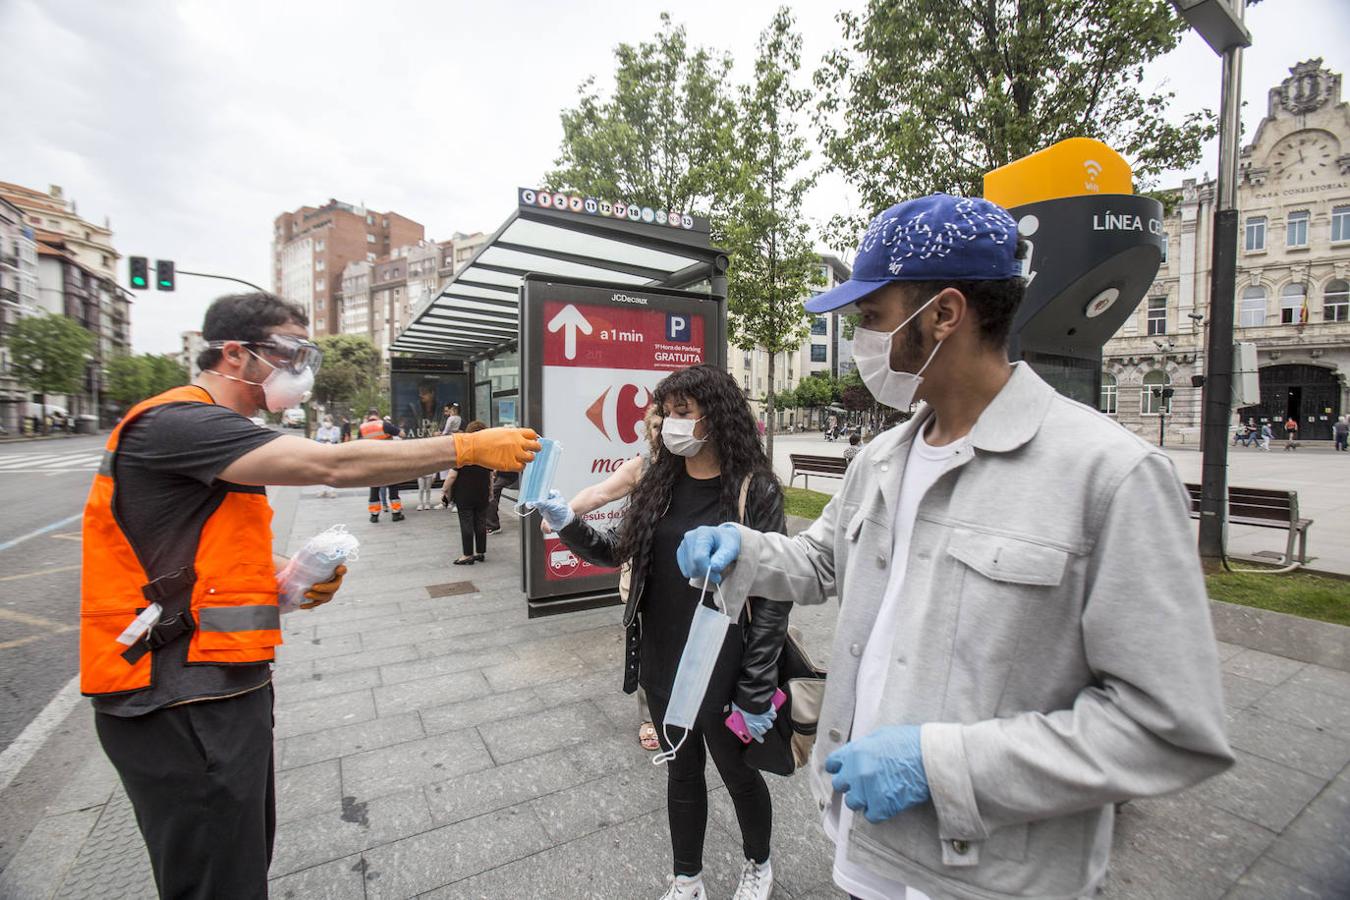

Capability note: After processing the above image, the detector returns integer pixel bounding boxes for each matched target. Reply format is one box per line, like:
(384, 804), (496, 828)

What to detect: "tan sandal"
(638, 721), (659, 751)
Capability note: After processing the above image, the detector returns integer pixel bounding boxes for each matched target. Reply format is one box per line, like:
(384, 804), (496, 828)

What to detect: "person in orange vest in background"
(81, 291), (540, 900)
(359, 408), (405, 522)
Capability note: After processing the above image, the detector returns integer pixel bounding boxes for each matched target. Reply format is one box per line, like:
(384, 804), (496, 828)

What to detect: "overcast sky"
(3, 0), (1346, 355)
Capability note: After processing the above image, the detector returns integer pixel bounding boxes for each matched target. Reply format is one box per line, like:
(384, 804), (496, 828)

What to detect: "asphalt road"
(0, 436), (104, 752)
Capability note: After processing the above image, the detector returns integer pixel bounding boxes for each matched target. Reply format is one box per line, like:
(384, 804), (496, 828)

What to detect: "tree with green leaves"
(814, 0), (1215, 246)
(105, 353), (188, 408)
(724, 7), (821, 459)
(546, 13), (739, 218)
(5, 313), (94, 425)
(312, 335), (381, 409)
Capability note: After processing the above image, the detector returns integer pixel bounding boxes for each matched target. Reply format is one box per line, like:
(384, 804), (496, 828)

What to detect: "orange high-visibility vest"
(359, 418), (388, 439)
(80, 385), (281, 696)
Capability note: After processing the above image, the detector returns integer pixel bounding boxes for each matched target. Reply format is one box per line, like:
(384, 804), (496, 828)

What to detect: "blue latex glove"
(527, 489), (574, 531)
(732, 702), (776, 743)
(677, 523), (741, 585)
(825, 725), (929, 824)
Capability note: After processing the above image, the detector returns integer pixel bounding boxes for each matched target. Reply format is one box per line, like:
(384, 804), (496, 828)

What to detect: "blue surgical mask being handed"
(850, 292), (943, 411)
(661, 416), (706, 457)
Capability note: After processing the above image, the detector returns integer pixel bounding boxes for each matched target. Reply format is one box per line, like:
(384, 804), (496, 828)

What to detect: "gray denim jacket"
(719, 363), (1233, 900)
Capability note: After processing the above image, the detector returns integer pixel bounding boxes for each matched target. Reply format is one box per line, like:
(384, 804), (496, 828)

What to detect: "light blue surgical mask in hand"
(654, 572), (732, 766)
(514, 437), (562, 517)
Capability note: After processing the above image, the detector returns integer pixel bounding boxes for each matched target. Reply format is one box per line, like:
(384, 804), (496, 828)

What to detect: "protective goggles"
(207, 334), (323, 375)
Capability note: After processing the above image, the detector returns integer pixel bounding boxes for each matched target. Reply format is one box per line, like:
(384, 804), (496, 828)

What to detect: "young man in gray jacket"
(679, 194), (1233, 900)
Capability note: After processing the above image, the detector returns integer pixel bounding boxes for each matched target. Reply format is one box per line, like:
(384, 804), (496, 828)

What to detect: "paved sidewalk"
(1, 485), (1347, 898)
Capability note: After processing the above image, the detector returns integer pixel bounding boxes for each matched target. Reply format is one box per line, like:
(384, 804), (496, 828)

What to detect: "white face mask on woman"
(661, 416), (706, 457)
(850, 293), (943, 411)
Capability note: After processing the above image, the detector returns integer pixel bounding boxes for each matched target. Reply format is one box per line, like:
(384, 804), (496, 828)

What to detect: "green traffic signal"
(129, 256), (149, 290)
(156, 259), (175, 291)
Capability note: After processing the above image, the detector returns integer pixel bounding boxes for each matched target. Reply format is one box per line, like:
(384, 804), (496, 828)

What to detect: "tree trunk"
(765, 352), (775, 463)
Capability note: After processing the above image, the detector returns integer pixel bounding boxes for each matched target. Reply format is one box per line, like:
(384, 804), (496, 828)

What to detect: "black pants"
(647, 690), (772, 877)
(484, 472), (517, 531)
(95, 685), (276, 900)
(457, 502), (487, 555)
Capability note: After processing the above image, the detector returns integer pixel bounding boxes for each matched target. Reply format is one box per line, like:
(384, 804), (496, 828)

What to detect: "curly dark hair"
(615, 364), (776, 564)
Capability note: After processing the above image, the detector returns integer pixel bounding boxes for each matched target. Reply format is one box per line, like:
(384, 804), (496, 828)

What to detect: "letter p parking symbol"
(666, 314), (691, 342)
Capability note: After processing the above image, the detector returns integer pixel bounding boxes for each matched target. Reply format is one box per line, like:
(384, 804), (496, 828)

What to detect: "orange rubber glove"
(300, 564), (346, 611)
(453, 428), (541, 471)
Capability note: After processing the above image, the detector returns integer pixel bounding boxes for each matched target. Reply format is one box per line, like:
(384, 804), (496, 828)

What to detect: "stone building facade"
(1102, 59), (1350, 443)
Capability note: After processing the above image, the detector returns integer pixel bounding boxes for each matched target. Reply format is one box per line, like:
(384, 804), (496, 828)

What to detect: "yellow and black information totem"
(985, 138), (1164, 407)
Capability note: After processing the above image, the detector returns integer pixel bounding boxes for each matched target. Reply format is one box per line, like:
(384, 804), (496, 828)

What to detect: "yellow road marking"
(0, 633), (70, 651)
(0, 564), (81, 584)
(49, 532), (82, 542)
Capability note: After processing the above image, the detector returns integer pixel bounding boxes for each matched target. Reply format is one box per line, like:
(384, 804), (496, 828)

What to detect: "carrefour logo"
(586, 384), (652, 444)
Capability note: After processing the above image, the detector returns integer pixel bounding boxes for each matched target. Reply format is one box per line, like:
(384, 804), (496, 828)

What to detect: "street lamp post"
(1170, 0), (1252, 568)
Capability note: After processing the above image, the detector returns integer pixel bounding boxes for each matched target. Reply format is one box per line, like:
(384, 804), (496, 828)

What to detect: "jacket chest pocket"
(943, 528), (1070, 715)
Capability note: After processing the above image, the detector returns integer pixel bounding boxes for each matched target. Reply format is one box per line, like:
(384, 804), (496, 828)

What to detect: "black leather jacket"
(557, 471), (792, 714)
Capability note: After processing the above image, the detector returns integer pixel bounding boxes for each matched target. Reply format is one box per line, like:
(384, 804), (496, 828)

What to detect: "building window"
(1244, 216), (1266, 252)
(366, 215), (374, 225)
(1324, 279), (1349, 322)
(810, 344), (828, 363)
(1239, 286), (1267, 327)
(1286, 210), (1309, 248)
(1280, 283), (1306, 325)
(315, 259), (324, 272)
(810, 316), (828, 336)
(367, 234), (376, 243)
(1100, 373), (1117, 415)
(1332, 206), (1350, 243)
(1141, 370), (1171, 416)
(367, 252), (376, 262)
(1160, 232), (1169, 264)
(316, 279), (325, 291)
(315, 240), (325, 252)
(1146, 296), (1167, 335)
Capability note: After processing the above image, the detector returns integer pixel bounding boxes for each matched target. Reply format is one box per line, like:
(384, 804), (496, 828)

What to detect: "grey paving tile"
(1264, 774), (1350, 890)
(307, 595), (410, 625)
(1101, 793), (1275, 900)
(424, 747), (592, 826)
(1288, 663), (1350, 701)
(273, 666), (382, 707)
(311, 642), (419, 677)
(1222, 648), (1307, 686)
(479, 649), (591, 692)
(372, 669), (491, 717)
(279, 711), (425, 771)
(0, 809), (100, 900)
(529, 767), (667, 844)
(268, 853), (366, 900)
(1215, 640), (1246, 661)
(270, 789), (432, 877)
(564, 731), (656, 779)
(1226, 708), (1350, 780)
(315, 608), (435, 639)
(276, 759), (343, 825)
(1223, 672), (1278, 710)
(1253, 680), (1350, 739)
(411, 593), (517, 621)
(274, 688), (377, 740)
(342, 730), (495, 801)
(1187, 750), (1327, 832)
(419, 688), (544, 735)
(477, 701), (613, 765)
(1223, 855), (1348, 900)
(275, 631), (364, 664)
(532, 668), (625, 705)
(379, 647), (517, 686)
(271, 659), (315, 687)
(361, 806), (551, 899)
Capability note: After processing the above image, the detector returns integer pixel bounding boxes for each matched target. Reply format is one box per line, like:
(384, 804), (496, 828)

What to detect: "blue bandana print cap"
(806, 193), (1021, 313)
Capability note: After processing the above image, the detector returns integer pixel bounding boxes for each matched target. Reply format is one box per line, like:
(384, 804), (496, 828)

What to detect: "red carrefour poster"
(539, 299), (706, 582)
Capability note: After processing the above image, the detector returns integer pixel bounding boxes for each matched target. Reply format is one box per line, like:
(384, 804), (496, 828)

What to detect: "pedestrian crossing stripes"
(0, 450), (103, 474)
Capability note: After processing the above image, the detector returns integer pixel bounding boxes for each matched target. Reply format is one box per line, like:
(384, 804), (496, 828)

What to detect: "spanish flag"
(1299, 291), (1310, 324)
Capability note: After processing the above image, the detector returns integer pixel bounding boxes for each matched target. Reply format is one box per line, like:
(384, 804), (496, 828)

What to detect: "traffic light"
(129, 256), (149, 290)
(156, 259), (175, 291)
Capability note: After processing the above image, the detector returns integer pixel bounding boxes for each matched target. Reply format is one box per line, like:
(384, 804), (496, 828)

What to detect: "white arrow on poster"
(547, 304), (593, 360)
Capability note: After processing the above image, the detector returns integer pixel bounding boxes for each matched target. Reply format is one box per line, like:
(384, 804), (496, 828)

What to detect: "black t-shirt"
(640, 471), (744, 710)
(451, 464), (492, 505)
(93, 398), (282, 717)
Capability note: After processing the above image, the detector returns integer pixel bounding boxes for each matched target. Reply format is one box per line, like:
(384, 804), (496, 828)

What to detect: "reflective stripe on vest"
(79, 385), (282, 697)
(359, 419), (388, 439)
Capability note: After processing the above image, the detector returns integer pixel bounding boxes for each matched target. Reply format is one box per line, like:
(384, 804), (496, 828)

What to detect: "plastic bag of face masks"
(276, 525), (360, 614)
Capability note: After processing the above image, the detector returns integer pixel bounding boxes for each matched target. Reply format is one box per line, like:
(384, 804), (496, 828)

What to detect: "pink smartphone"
(725, 688), (788, 744)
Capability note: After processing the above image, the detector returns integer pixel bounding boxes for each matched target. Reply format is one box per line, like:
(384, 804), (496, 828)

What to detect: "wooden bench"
(1184, 483), (1313, 566)
(789, 454), (849, 490)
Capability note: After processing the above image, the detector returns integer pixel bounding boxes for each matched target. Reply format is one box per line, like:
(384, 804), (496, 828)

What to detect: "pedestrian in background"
(1260, 421), (1273, 451)
(313, 415), (341, 498)
(1334, 416), (1348, 451)
(1285, 415), (1299, 450)
(360, 409), (405, 522)
(443, 403), (462, 435)
(842, 432), (862, 463)
(447, 420), (492, 565)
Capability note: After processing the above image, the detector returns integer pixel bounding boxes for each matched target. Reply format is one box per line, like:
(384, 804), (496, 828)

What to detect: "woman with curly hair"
(531, 364), (789, 900)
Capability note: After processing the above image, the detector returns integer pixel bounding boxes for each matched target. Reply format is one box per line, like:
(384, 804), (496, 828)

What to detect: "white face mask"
(661, 416), (706, 457)
(207, 351), (314, 412)
(852, 293), (943, 410)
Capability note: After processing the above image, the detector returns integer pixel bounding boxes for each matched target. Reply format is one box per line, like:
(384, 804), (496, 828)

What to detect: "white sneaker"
(731, 858), (773, 900)
(659, 873), (706, 900)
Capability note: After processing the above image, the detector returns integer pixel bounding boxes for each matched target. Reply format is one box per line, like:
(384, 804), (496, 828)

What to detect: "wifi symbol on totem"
(1083, 159), (1103, 191)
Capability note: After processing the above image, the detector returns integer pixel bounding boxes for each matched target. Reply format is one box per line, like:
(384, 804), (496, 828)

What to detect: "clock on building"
(1269, 131), (1339, 181)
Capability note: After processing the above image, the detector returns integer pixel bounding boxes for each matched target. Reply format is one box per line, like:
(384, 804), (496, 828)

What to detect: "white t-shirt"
(827, 424), (968, 900)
